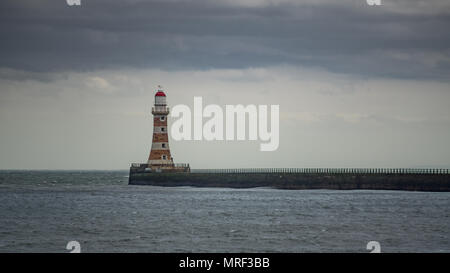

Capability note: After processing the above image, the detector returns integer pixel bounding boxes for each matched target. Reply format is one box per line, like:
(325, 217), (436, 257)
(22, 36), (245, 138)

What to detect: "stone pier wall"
(129, 171), (450, 192)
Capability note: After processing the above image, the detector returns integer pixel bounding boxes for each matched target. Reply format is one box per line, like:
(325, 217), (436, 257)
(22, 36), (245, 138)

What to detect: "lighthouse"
(147, 86), (173, 167)
(129, 86), (189, 173)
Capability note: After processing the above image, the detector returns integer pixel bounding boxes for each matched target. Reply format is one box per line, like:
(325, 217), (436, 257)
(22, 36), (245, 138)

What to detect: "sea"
(0, 171), (448, 253)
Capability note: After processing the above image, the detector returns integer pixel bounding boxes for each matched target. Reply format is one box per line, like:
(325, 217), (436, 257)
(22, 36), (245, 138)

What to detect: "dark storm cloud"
(0, 0), (449, 79)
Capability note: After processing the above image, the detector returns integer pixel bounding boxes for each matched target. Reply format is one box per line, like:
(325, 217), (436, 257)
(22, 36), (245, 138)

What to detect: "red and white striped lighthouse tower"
(147, 86), (173, 167)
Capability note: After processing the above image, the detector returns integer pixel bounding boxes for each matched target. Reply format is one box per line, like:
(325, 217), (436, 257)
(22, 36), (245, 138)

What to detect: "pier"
(129, 166), (450, 192)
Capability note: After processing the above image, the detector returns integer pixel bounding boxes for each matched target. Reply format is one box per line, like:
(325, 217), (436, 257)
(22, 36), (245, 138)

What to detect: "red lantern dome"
(155, 91), (166, 97)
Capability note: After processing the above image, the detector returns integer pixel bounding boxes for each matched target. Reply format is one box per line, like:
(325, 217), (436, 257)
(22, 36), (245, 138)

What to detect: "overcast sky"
(1, 0), (449, 169)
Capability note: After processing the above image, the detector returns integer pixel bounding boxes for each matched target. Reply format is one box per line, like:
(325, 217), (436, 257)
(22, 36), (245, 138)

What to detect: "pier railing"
(131, 163), (190, 168)
(191, 168), (449, 175)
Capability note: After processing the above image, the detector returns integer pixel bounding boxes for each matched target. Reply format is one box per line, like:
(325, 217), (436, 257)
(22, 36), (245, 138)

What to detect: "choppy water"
(0, 171), (449, 253)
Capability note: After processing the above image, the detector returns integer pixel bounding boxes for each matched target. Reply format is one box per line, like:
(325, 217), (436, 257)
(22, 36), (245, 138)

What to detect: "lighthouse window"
(162, 155), (167, 160)
(162, 143), (166, 148)
(160, 116), (165, 121)
(161, 127), (165, 132)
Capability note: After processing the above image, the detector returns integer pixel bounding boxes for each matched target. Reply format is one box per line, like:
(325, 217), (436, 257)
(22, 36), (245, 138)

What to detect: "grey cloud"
(0, 0), (449, 79)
